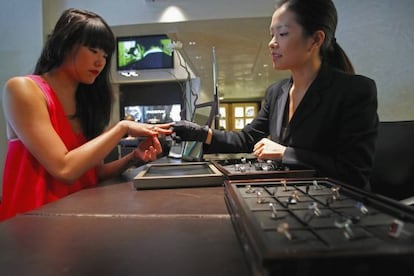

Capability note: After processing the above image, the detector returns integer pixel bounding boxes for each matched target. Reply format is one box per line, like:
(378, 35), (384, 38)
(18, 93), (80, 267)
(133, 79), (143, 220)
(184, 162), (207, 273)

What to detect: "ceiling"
(114, 17), (291, 102)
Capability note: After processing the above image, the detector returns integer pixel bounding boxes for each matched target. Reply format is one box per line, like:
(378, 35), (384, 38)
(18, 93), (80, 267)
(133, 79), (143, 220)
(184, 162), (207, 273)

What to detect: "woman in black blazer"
(173, 0), (378, 190)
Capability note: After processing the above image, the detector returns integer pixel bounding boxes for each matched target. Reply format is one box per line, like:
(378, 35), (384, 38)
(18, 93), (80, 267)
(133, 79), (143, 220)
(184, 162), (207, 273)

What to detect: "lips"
(89, 70), (99, 76)
(271, 53), (282, 63)
(271, 52), (282, 58)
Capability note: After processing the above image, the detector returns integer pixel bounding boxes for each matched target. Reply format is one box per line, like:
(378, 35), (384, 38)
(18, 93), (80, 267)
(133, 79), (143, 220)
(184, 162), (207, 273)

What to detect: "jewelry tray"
(133, 162), (223, 190)
(210, 156), (315, 180)
(224, 177), (414, 276)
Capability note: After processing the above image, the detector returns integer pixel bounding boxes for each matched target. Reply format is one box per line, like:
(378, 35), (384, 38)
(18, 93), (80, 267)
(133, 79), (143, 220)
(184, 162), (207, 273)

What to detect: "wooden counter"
(0, 167), (250, 275)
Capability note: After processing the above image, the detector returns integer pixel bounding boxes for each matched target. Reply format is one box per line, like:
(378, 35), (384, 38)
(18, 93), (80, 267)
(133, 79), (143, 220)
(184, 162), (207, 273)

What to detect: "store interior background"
(1, 0), (413, 193)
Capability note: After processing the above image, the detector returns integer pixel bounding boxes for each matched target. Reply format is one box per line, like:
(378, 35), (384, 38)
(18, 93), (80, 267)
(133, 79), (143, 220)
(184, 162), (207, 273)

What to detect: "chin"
(273, 64), (285, 71)
(82, 77), (97, 85)
(272, 64), (278, 70)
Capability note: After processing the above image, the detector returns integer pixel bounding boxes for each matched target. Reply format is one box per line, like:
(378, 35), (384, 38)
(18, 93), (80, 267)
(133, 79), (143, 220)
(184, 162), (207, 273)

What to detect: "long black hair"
(34, 8), (116, 139)
(276, 0), (355, 74)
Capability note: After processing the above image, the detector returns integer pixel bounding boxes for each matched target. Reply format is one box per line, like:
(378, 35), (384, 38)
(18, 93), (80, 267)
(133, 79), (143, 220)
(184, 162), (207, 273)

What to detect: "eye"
(89, 47), (108, 59)
(279, 32), (288, 37)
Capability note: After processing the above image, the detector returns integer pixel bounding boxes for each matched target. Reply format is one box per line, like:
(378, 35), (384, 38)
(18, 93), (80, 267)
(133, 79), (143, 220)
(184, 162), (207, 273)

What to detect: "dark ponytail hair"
(276, 0), (355, 74)
(34, 8), (116, 139)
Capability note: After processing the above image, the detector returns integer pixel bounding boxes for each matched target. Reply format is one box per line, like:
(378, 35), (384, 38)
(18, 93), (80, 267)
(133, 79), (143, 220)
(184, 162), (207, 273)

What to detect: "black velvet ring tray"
(210, 157), (315, 180)
(224, 177), (414, 276)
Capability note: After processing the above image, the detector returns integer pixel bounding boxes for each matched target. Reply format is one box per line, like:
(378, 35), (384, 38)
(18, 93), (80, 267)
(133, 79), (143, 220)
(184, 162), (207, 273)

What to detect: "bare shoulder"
(5, 76), (39, 92)
(3, 76), (48, 120)
(3, 76), (44, 102)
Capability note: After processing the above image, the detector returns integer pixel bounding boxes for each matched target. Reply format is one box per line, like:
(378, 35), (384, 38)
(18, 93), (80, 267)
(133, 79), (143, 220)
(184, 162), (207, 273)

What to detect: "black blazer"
(206, 64), (379, 190)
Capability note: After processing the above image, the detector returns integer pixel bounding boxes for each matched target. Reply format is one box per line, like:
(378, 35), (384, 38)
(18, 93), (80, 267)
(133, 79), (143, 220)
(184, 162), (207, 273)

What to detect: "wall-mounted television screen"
(117, 34), (174, 71)
(123, 104), (181, 124)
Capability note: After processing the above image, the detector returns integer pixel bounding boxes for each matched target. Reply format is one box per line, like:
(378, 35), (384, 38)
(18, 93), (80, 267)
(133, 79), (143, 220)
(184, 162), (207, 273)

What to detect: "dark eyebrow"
(270, 24), (289, 33)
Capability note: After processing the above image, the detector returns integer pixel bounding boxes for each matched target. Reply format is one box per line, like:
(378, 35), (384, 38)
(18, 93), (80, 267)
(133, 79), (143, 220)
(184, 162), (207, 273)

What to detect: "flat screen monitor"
(123, 104), (181, 124)
(117, 34), (174, 71)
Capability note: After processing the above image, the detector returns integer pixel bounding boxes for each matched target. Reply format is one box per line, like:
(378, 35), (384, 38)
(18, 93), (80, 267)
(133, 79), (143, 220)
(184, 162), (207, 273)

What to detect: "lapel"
(275, 80), (291, 139)
(284, 64), (334, 140)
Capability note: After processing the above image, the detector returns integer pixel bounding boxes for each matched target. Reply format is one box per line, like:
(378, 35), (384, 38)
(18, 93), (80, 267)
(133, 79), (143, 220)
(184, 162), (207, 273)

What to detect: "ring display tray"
(224, 177), (414, 276)
(133, 162), (223, 190)
(209, 154), (315, 180)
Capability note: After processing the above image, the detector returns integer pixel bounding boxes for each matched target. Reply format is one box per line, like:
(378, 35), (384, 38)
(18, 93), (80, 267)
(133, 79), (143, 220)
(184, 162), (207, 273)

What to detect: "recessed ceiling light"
(159, 6), (186, 22)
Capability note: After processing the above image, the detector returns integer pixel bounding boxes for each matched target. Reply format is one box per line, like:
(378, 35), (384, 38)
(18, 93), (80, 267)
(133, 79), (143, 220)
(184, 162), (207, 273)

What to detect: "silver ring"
(277, 222), (292, 240)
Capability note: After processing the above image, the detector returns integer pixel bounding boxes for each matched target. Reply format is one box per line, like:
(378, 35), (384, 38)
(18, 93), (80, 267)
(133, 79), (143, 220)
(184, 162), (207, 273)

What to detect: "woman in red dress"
(0, 8), (171, 221)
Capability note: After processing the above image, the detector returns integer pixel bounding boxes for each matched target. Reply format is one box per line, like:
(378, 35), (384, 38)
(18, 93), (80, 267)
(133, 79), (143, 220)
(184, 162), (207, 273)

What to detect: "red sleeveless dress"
(0, 75), (98, 221)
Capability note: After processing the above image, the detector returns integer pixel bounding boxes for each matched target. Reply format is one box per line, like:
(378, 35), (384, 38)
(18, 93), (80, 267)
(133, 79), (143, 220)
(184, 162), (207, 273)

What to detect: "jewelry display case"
(224, 177), (414, 275)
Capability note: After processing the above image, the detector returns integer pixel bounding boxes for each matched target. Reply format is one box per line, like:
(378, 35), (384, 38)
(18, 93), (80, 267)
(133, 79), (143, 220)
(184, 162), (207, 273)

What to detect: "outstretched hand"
(253, 138), (286, 160)
(126, 121), (173, 137)
(172, 120), (209, 142)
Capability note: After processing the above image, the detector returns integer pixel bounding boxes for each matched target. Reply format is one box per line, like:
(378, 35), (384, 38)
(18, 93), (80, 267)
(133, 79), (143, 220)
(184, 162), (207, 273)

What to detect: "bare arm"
(3, 77), (171, 183)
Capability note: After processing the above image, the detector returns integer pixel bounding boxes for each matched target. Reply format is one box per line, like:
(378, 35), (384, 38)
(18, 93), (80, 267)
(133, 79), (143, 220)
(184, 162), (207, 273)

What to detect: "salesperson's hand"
(253, 138), (286, 160)
(172, 120), (209, 142)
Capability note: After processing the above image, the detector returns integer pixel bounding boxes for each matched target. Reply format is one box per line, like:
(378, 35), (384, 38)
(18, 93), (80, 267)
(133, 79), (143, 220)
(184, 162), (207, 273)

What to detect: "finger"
(141, 127), (158, 136)
(253, 142), (264, 152)
(149, 136), (162, 153)
(253, 150), (261, 158)
(142, 146), (156, 161)
(146, 125), (173, 136)
(156, 128), (173, 135)
(253, 139), (264, 149)
(149, 146), (158, 160)
(142, 149), (150, 162)
(157, 122), (174, 129)
(257, 152), (267, 160)
(253, 147), (261, 156)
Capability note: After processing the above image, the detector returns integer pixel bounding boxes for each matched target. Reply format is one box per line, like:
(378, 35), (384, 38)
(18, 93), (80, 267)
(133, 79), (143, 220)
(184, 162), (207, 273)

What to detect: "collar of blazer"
(279, 63), (334, 139)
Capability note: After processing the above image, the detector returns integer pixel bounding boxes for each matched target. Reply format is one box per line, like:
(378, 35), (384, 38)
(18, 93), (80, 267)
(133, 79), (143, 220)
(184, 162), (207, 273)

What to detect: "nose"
(95, 54), (106, 68)
(268, 37), (278, 48)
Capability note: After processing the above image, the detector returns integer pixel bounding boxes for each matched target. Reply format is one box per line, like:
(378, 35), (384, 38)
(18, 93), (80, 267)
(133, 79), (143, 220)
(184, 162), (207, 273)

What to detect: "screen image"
(117, 34), (174, 71)
(124, 104), (181, 124)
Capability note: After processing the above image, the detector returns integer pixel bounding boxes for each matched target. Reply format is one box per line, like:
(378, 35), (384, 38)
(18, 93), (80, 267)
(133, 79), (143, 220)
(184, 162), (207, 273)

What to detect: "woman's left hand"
(133, 136), (162, 162)
(253, 138), (286, 160)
